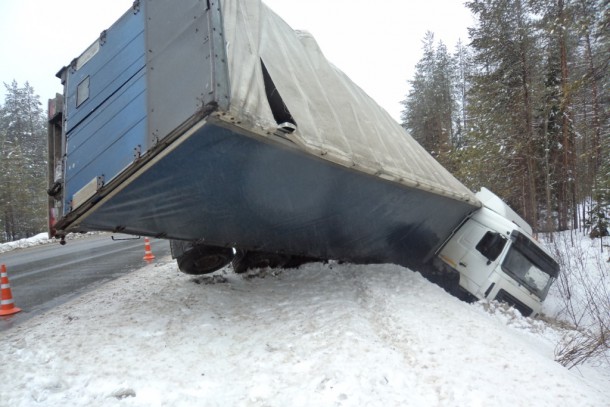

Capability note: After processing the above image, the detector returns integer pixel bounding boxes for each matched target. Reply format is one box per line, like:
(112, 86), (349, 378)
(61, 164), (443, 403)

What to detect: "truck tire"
(175, 244), (234, 275)
(231, 250), (320, 273)
(282, 255), (320, 269)
(231, 250), (290, 273)
(231, 249), (249, 274)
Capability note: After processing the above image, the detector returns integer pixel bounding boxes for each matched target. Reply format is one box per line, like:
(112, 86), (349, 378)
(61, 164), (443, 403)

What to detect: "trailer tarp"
(222, 0), (478, 205)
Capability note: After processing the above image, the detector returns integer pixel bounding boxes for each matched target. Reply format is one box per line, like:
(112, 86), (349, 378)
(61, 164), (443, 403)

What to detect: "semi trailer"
(47, 0), (558, 316)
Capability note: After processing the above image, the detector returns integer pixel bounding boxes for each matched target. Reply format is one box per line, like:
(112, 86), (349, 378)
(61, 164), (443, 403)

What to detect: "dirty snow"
(0, 233), (51, 254)
(1, 232), (609, 406)
(0, 232), (102, 254)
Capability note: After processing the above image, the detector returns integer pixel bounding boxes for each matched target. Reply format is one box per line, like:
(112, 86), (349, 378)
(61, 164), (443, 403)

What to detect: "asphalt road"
(0, 234), (171, 331)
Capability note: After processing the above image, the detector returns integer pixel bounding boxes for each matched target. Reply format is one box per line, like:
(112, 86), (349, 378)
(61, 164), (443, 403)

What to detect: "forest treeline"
(401, 0), (609, 234)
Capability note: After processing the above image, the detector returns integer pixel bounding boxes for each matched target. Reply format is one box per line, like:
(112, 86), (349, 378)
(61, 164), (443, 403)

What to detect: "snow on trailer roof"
(221, 0), (479, 206)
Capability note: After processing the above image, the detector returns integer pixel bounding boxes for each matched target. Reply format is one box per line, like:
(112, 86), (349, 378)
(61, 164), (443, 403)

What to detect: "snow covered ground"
(0, 232), (102, 254)
(1, 233), (608, 406)
(0, 233), (51, 254)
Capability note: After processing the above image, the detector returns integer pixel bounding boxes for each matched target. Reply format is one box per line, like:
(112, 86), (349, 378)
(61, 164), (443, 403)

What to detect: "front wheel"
(172, 241), (234, 275)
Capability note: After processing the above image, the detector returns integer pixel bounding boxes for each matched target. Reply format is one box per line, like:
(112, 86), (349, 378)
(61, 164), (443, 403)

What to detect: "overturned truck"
(47, 0), (558, 316)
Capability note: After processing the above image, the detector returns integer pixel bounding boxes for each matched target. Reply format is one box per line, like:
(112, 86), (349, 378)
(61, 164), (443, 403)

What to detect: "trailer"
(47, 0), (558, 316)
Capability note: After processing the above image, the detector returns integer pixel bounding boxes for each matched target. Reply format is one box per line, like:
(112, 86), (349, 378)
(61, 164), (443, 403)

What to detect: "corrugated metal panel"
(64, 70), (147, 213)
(63, 8), (147, 213)
(57, 0), (229, 223)
(146, 0), (229, 145)
(64, 8), (146, 134)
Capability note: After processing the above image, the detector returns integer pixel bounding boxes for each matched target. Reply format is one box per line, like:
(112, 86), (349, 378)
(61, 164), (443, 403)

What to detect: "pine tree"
(532, 0), (609, 231)
(400, 0), (607, 234)
(0, 81), (48, 241)
(401, 32), (436, 151)
(572, 0), (608, 226)
(556, 0), (578, 230)
(401, 32), (458, 170)
(465, 0), (543, 226)
(453, 40), (474, 149)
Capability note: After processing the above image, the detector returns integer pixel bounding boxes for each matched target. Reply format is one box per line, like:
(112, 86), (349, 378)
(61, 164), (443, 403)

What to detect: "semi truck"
(46, 0), (558, 316)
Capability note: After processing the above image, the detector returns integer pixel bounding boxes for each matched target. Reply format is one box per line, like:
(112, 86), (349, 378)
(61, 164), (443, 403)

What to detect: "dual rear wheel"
(170, 240), (318, 275)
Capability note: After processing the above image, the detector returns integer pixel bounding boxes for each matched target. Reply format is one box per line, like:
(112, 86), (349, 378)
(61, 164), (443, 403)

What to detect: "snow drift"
(1, 254), (607, 406)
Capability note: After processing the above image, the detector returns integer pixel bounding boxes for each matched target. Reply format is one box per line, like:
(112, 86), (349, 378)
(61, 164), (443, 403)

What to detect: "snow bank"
(0, 233), (50, 254)
(541, 232), (609, 323)
(0, 232), (104, 254)
(1, 257), (607, 406)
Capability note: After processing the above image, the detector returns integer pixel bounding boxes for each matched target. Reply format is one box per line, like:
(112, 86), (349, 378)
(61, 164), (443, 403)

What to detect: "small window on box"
(76, 76), (90, 107)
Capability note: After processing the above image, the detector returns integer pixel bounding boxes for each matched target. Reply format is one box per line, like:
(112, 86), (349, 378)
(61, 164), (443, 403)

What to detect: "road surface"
(0, 234), (170, 331)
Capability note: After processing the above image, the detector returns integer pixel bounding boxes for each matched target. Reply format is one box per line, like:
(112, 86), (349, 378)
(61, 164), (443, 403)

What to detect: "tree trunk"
(516, 0), (537, 227)
(559, 0), (577, 229)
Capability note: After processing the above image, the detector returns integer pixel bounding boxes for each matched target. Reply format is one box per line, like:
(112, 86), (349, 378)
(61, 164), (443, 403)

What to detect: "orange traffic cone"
(1, 264), (21, 316)
(143, 237), (155, 261)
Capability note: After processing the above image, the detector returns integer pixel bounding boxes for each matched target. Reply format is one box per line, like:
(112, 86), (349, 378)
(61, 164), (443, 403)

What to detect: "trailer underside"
(61, 119), (475, 270)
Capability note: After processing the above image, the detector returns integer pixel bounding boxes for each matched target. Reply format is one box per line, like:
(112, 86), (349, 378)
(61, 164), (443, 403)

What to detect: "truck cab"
(437, 188), (559, 317)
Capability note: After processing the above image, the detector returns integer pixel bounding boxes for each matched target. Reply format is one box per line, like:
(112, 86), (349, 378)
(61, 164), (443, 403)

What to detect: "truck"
(46, 0), (559, 317)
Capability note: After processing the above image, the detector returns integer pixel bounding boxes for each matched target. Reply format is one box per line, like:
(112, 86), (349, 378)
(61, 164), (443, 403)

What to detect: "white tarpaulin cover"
(221, 0), (478, 205)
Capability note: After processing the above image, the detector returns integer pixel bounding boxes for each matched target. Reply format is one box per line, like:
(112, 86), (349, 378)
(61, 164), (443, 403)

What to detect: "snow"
(541, 232), (609, 325)
(0, 232), (101, 254)
(0, 233), (50, 253)
(1, 234), (609, 406)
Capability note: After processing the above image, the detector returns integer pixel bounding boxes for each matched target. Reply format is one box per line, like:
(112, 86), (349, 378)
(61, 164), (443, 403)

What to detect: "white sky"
(0, 0), (473, 121)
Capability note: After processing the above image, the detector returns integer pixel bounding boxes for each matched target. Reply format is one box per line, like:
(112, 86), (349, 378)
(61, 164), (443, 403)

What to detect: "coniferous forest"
(0, 81), (47, 242)
(0, 0), (608, 242)
(401, 0), (608, 235)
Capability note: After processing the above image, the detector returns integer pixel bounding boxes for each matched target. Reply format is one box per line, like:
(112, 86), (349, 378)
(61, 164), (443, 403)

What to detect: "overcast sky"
(0, 0), (473, 121)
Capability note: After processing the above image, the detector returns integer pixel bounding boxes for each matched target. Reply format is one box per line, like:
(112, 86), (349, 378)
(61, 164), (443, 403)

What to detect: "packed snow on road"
(0, 233), (608, 406)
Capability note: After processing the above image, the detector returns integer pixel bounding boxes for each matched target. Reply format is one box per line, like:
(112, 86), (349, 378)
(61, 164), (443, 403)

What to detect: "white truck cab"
(437, 188), (559, 317)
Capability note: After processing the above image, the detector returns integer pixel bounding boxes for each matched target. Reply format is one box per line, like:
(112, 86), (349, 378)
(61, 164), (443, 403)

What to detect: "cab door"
(440, 219), (507, 296)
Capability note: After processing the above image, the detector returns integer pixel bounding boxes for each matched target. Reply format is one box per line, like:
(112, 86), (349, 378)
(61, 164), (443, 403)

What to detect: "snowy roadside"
(0, 233), (52, 254)
(0, 232), (105, 254)
(1, 252), (608, 406)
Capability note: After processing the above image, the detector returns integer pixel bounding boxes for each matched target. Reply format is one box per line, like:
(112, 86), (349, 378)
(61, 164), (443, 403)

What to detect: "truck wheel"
(231, 249), (250, 274)
(175, 245), (234, 275)
(231, 250), (290, 273)
(282, 255), (320, 269)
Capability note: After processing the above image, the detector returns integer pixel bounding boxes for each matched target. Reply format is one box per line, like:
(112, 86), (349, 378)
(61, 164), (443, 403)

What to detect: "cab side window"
(476, 232), (506, 262)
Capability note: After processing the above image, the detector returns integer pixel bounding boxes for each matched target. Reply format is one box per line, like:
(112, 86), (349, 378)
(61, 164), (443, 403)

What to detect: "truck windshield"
(501, 231), (559, 300)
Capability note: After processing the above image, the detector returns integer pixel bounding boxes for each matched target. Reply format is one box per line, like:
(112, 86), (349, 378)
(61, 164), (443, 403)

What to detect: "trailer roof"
(220, 0), (479, 206)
